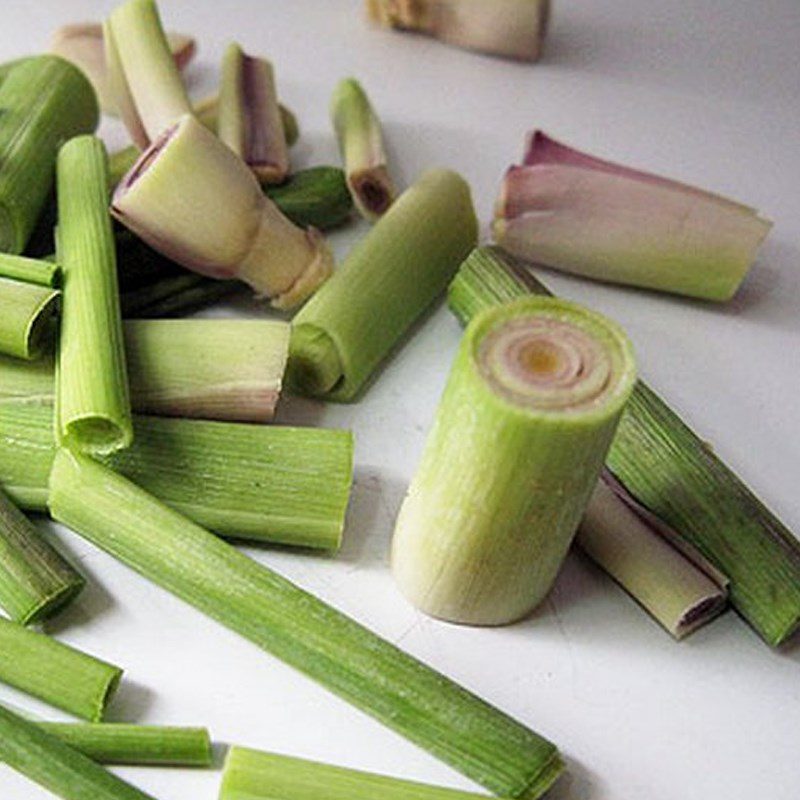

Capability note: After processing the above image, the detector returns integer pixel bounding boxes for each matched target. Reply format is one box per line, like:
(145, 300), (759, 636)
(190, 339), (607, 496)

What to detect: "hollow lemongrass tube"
(393, 296), (637, 625)
(288, 169), (477, 400)
(0, 277), (60, 360)
(112, 114), (333, 309)
(56, 135), (133, 455)
(0, 253), (60, 287)
(330, 78), (395, 220)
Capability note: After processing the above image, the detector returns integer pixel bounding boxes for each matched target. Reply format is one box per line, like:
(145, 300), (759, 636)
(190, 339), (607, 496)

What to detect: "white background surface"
(1, 2), (799, 798)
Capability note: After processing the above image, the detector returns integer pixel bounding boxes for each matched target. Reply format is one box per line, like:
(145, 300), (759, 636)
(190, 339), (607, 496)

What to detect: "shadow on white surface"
(104, 679), (157, 724)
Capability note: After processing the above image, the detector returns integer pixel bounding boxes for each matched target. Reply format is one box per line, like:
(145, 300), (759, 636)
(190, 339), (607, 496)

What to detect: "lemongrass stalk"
(0, 404), (352, 550)
(0, 276), (60, 360)
(0, 57), (28, 84)
(0, 56), (98, 253)
(0, 617), (121, 721)
(264, 167), (353, 230)
(221, 747), (509, 800)
(288, 169), (477, 400)
(49, 449), (563, 799)
(219, 44), (289, 184)
(330, 78), (395, 220)
(0, 703), (157, 800)
(0, 253), (60, 287)
(37, 723), (212, 767)
(56, 135), (132, 455)
(121, 273), (240, 317)
(366, 0), (550, 62)
(112, 115), (333, 308)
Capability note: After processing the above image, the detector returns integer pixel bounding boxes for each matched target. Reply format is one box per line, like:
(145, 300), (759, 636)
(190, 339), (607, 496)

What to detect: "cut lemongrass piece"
(494, 131), (773, 301)
(393, 296), (637, 625)
(0, 253), (60, 287)
(49, 449), (563, 799)
(219, 44), (289, 184)
(56, 135), (132, 455)
(330, 78), (395, 220)
(264, 167), (353, 230)
(0, 617), (121, 721)
(0, 276), (60, 360)
(112, 114), (333, 309)
(0, 404), (353, 551)
(0, 56), (98, 253)
(0, 57), (28, 84)
(366, 0), (551, 62)
(288, 168), (477, 400)
(37, 723), (212, 767)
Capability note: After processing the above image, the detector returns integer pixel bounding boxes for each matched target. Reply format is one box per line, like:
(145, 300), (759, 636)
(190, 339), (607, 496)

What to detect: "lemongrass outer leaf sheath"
(0, 703), (157, 800)
(0, 56), (98, 254)
(0, 253), (60, 287)
(330, 78), (395, 220)
(0, 405), (352, 551)
(112, 114), (333, 309)
(0, 276), (60, 360)
(494, 131), (773, 301)
(56, 135), (133, 455)
(48, 449), (562, 800)
(37, 723), (212, 767)
(288, 168), (477, 400)
(448, 246), (800, 646)
(264, 167), (353, 230)
(219, 44), (290, 184)
(0, 617), (121, 721)
(366, 0), (550, 62)
(221, 747), (513, 800)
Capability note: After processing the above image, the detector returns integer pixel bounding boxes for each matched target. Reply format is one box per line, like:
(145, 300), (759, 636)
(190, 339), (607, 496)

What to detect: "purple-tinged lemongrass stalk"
(366, 0), (550, 62)
(494, 131), (773, 302)
(218, 44), (289, 185)
(112, 114), (333, 308)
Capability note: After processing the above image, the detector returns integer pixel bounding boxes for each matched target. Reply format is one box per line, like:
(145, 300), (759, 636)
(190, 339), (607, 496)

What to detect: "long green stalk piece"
(49, 450), (563, 799)
(0, 253), (60, 287)
(0, 276), (60, 360)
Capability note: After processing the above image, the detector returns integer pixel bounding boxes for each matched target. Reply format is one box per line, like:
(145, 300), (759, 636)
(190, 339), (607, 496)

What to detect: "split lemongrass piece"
(0, 253), (60, 287)
(56, 135), (132, 455)
(0, 404), (353, 551)
(494, 131), (773, 301)
(0, 617), (121, 721)
(0, 56), (98, 253)
(393, 296), (637, 624)
(49, 449), (562, 799)
(288, 169), (477, 400)
(112, 114), (333, 308)
(330, 78), (395, 220)
(0, 277), (60, 360)
(219, 44), (289, 184)
(366, 0), (551, 62)
(264, 167), (353, 230)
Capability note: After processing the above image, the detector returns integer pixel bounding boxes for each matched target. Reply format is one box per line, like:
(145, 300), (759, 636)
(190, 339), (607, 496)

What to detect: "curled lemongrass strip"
(219, 44), (289, 184)
(0, 277), (60, 360)
(288, 169), (477, 400)
(393, 296), (637, 625)
(112, 114), (333, 308)
(330, 78), (395, 220)
(366, 0), (550, 62)
(264, 167), (353, 230)
(494, 131), (773, 301)
(0, 253), (60, 287)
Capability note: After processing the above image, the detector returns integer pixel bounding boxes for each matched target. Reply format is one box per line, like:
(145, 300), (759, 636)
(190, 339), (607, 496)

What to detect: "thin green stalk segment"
(264, 167), (353, 230)
(49, 450), (563, 799)
(0, 617), (121, 721)
(0, 253), (60, 287)
(0, 276), (60, 360)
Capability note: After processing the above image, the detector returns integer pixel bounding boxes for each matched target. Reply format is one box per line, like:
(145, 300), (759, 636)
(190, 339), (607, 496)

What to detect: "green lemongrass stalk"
(0, 487), (84, 625)
(0, 253), (60, 287)
(0, 57), (28, 84)
(0, 276), (60, 360)
(288, 169), (477, 400)
(393, 297), (637, 624)
(0, 404), (352, 550)
(0, 56), (98, 253)
(56, 135), (132, 455)
(37, 723), (212, 767)
(219, 44), (289, 184)
(0, 703), (157, 800)
(49, 450), (563, 799)
(0, 617), (121, 721)
(330, 78), (396, 220)
(448, 246), (800, 646)
(121, 273), (241, 317)
(264, 167), (353, 230)
(112, 114), (333, 309)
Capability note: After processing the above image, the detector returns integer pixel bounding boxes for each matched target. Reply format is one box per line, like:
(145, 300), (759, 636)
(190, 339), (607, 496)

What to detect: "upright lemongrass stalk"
(56, 135), (132, 455)
(49, 449), (563, 799)
(330, 78), (395, 220)
(112, 114), (333, 308)
(264, 166), (353, 230)
(393, 296), (637, 624)
(0, 253), (60, 287)
(288, 169), (477, 400)
(366, 0), (550, 62)
(0, 56), (98, 253)
(0, 277), (60, 360)
(494, 131), (773, 301)
(219, 44), (289, 184)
